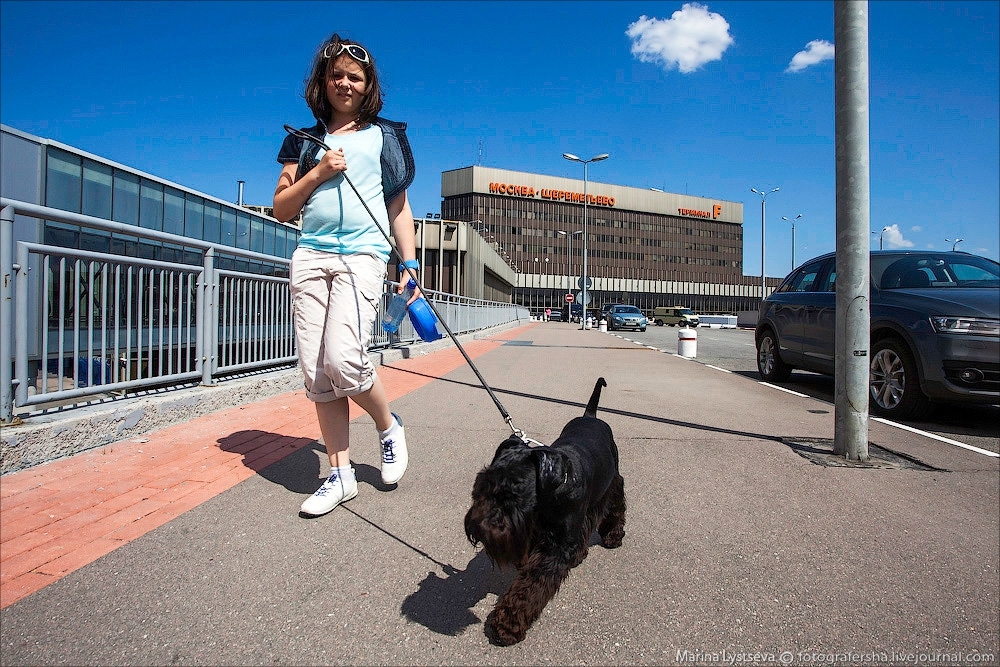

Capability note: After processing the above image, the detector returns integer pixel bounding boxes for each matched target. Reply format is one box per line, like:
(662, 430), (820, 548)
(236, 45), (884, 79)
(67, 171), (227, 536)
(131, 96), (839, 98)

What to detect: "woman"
(273, 33), (418, 517)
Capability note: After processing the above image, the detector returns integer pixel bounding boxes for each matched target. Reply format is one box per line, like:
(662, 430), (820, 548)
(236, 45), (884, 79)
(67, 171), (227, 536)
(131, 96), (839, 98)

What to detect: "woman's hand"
(397, 269), (422, 304)
(272, 147), (348, 222)
(315, 147), (347, 180)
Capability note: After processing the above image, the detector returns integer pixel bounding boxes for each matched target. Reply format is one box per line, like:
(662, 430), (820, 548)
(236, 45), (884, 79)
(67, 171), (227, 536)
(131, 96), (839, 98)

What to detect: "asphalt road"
(596, 322), (1000, 455)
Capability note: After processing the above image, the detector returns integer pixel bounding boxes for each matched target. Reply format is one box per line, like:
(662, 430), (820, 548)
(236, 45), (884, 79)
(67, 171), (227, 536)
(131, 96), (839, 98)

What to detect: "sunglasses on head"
(323, 42), (371, 64)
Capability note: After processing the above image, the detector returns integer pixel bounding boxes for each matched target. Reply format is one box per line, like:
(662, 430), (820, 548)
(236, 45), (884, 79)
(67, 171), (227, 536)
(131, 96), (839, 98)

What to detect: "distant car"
(755, 250), (1000, 419)
(607, 305), (648, 332)
(547, 310), (563, 322)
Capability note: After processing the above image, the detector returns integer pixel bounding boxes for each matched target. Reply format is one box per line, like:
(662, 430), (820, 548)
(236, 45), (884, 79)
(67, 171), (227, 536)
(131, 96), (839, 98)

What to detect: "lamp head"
(591, 153), (610, 162)
(562, 153), (581, 162)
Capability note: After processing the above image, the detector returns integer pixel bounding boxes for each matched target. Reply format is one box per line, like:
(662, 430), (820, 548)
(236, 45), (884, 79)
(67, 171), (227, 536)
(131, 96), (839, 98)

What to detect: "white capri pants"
(289, 248), (387, 402)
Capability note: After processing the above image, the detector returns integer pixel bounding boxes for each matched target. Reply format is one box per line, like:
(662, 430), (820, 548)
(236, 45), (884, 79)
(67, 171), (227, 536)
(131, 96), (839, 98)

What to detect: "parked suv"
(754, 250), (1000, 419)
(652, 306), (699, 327)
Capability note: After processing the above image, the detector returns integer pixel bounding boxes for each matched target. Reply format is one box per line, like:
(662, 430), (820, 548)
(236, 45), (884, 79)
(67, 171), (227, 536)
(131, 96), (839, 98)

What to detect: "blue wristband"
(401, 259), (420, 270)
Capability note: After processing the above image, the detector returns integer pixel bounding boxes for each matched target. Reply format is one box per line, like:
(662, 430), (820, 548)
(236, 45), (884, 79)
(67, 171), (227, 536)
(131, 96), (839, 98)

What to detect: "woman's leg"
(315, 397), (352, 469)
(349, 374), (394, 432)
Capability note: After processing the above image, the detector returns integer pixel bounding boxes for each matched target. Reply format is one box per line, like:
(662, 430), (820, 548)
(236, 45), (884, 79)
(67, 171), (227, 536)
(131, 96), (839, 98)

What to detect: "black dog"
(464, 377), (626, 646)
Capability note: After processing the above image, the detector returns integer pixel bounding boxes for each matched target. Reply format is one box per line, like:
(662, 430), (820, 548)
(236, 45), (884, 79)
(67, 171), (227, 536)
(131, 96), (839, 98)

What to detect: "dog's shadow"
(401, 551), (514, 636)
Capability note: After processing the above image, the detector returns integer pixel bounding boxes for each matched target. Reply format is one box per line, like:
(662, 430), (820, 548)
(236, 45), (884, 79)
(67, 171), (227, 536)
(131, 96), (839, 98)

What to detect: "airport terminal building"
(441, 166), (770, 315)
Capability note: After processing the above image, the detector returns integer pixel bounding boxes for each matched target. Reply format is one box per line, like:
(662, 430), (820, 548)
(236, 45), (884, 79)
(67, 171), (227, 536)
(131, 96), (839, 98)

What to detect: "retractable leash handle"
(282, 124), (532, 443)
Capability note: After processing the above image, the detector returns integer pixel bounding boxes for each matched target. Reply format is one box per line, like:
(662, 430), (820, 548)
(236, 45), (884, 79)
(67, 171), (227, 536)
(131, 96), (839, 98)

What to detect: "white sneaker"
(379, 414), (408, 485)
(300, 468), (358, 516)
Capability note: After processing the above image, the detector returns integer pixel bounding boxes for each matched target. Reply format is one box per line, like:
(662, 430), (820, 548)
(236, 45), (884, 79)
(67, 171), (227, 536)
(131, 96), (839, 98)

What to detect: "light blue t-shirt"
(299, 125), (392, 262)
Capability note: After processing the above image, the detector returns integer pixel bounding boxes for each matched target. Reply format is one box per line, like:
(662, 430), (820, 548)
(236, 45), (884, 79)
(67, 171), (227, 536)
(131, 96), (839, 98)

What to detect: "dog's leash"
(283, 124), (544, 447)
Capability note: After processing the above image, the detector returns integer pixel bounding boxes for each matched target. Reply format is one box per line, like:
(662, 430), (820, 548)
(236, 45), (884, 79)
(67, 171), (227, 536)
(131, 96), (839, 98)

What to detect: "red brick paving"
(0, 328), (529, 609)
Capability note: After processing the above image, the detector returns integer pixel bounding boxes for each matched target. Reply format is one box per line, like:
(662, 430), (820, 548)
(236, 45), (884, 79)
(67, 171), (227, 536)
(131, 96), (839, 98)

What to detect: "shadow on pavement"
(400, 552), (511, 637)
(382, 364), (787, 444)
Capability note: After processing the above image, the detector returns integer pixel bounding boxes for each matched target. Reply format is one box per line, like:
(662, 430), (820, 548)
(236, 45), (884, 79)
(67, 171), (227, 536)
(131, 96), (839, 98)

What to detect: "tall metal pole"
(751, 187), (779, 298)
(563, 153), (609, 329)
(761, 196), (766, 296)
(834, 0), (871, 461)
(783, 214), (802, 270)
(582, 162), (589, 329)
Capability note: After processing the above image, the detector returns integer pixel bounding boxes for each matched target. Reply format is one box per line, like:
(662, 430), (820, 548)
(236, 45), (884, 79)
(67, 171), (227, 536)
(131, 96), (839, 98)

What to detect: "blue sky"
(1, 1), (997, 277)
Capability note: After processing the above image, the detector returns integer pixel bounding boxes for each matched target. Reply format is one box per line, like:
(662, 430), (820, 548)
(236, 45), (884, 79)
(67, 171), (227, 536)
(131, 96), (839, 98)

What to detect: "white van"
(652, 306), (699, 327)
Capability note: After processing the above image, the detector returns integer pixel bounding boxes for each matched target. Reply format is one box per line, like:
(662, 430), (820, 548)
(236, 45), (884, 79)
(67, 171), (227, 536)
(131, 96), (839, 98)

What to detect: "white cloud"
(626, 3), (734, 74)
(786, 39), (835, 73)
(882, 224), (914, 249)
(910, 225), (923, 232)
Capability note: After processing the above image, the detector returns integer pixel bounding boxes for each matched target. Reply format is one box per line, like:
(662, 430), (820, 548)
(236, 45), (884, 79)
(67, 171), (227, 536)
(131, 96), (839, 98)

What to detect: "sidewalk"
(1, 322), (997, 666)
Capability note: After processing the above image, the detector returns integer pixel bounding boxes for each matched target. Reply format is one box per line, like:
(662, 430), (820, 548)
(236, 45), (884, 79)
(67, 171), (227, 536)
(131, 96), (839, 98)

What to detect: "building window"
(45, 148), (82, 213)
(204, 202), (221, 244)
(220, 209), (236, 245)
(139, 179), (163, 231)
(184, 195), (204, 239)
(250, 216), (264, 253)
(112, 172), (140, 225)
(262, 221), (276, 256)
(82, 160), (112, 219)
(162, 187), (185, 236)
(236, 212), (251, 250)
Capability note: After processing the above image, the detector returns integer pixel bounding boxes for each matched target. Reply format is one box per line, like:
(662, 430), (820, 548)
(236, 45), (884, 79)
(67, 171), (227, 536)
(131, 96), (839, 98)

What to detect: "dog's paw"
(485, 609), (526, 646)
(601, 529), (624, 549)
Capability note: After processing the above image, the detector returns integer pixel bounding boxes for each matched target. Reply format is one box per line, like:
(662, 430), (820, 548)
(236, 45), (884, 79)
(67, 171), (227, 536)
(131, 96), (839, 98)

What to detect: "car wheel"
(639, 327), (646, 332)
(869, 338), (932, 420)
(756, 329), (792, 382)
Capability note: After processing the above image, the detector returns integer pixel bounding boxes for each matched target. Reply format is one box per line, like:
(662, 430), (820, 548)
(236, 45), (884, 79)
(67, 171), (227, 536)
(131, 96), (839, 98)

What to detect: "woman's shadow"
(401, 551), (514, 637)
(216, 429), (393, 495)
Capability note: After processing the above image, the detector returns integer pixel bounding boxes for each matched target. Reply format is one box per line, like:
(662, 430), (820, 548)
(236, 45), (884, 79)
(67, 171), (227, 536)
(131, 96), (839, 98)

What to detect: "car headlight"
(930, 317), (1000, 336)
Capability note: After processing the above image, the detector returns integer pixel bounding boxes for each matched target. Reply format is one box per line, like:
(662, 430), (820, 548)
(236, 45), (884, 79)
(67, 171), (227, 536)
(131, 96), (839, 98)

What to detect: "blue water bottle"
(381, 279), (416, 333)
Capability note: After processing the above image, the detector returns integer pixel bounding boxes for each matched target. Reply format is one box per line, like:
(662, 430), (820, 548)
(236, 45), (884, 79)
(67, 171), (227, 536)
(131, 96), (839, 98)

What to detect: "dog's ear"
(532, 448), (571, 493)
(490, 436), (527, 463)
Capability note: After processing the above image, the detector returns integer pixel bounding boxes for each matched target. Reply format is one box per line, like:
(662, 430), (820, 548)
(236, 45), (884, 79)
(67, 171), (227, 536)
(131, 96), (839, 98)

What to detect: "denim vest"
(277, 118), (416, 206)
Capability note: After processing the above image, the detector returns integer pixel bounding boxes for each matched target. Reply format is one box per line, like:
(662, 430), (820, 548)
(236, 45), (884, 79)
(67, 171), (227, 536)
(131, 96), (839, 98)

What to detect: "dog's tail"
(584, 377), (607, 418)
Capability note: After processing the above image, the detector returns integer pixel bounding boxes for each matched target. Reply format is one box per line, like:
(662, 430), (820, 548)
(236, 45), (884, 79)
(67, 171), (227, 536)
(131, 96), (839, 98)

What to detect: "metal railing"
(1, 199), (529, 422)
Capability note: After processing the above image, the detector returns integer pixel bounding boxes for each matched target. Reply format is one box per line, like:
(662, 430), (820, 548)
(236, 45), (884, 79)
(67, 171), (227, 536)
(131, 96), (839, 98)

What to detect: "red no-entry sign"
(565, 293), (574, 303)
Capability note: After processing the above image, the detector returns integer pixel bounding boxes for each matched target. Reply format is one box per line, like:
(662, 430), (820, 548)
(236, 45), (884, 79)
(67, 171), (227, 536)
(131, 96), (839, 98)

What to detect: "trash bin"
(677, 328), (698, 358)
(76, 357), (111, 387)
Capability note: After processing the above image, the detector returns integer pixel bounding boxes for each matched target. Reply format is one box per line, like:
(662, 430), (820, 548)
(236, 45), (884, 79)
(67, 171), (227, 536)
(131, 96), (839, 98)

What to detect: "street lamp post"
(782, 214), (803, 270)
(750, 187), (780, 298)
(873, 225), (889, 250)
(946, 237), (963, 251)
(556, 229), (583, 304)
(564, 152), (609, 329)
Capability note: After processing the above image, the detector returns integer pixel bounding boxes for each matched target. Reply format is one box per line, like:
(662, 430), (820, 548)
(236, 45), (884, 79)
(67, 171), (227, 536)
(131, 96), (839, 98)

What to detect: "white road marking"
(759, 382), (809, 397)
(871, 417), (999, 458)
(705, 365), (733, 373)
